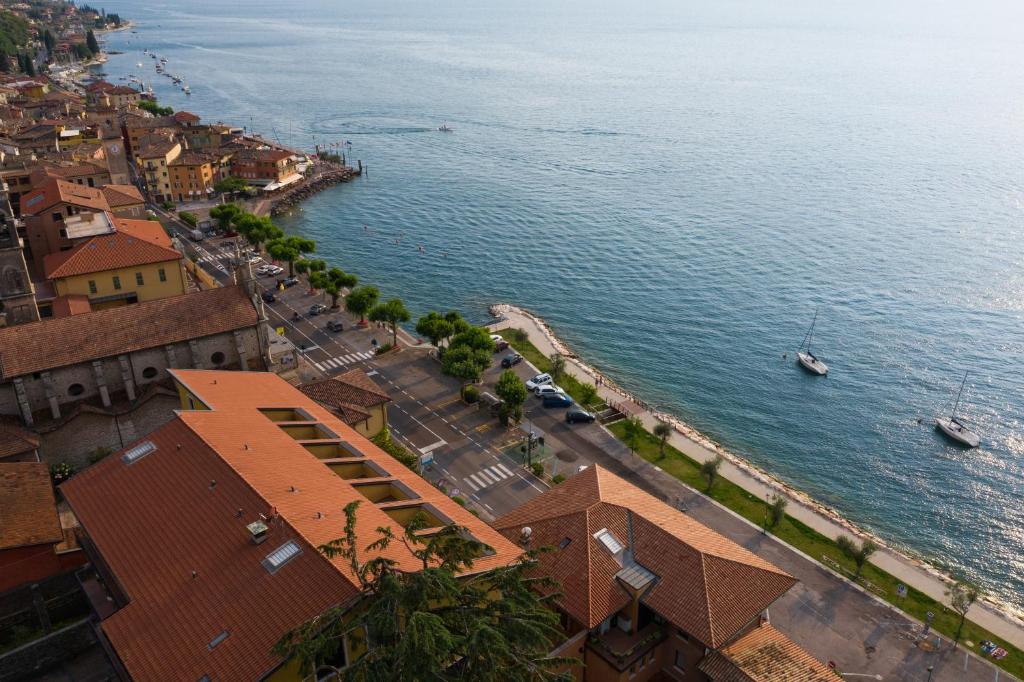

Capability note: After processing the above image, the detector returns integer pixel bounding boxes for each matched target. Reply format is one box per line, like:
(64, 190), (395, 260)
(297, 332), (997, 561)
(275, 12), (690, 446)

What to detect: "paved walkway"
(489, 305), (1024, 655)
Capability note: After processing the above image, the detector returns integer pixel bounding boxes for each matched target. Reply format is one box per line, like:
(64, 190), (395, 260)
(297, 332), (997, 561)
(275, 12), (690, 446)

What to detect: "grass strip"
(607, 421), (1021, 678)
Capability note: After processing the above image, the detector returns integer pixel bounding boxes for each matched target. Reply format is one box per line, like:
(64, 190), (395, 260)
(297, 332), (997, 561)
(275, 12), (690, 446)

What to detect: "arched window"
(141, 367), (158, 379)
(210, 351), (226, 365)
(68, 383), (85, 397)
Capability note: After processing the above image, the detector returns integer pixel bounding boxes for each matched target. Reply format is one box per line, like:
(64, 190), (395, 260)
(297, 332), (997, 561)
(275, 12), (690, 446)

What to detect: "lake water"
(98, 0), (1024, 613)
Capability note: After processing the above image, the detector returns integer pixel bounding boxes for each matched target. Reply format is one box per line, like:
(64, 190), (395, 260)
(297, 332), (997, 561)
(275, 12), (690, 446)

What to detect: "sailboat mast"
(807, 307), (819, 352)
(952, 371), (967, 419)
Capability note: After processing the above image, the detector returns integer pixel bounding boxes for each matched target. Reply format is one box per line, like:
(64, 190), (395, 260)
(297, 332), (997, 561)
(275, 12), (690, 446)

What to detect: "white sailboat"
(796, 307), (828, 375)
(935, 371), (980, 448)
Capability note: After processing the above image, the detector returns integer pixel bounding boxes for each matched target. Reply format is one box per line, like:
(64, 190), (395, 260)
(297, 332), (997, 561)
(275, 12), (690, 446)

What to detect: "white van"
(189, 229), (204, 242)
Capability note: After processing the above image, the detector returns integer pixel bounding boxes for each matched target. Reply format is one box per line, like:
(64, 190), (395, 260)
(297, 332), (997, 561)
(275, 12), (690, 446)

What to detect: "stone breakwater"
(269, 166), (361, 216)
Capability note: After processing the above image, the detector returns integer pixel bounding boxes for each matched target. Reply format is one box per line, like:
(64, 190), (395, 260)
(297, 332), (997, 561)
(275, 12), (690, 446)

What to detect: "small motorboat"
(796, 307), (828, 376)
(438, 123), (453, 132)
(935, 371), (980, 448)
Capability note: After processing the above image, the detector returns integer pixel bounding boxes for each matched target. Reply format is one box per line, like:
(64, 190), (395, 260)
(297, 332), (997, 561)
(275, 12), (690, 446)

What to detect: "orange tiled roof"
(61, 418), (359, 682)
(0, 462), (61, 550)
(19, 177), (109, 216)
(298, 369), (391, 422)
(43, 218), (180, 279)
(698, 622), (837, 681)
(62, 370), (522, 681)
(494, 466), (797, 647)
(172, 110), (200, 124)
(0, 286), (259, 379)
(100, 184), (144, 207)
(51, 294), (92, 318)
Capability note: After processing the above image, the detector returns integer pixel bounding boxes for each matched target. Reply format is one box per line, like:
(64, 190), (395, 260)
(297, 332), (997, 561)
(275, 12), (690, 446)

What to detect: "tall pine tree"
(86, 30), (99, 55)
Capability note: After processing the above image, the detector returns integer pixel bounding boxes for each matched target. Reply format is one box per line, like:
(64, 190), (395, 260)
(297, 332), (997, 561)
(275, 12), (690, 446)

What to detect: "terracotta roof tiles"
(494, 466), (797, 647)
(19, 177), (109, 216)
(698, 622), (837, 681)
(100, 184), (144, 207)
(0, 462), (61, 550)
(0, 286), (259, 379)
(0, 419), (40, 460)
(44, 218), (180, 279)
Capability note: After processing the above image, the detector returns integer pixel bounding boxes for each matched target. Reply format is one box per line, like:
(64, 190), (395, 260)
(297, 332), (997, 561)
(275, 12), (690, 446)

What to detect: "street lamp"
(926, 665), (934, 682)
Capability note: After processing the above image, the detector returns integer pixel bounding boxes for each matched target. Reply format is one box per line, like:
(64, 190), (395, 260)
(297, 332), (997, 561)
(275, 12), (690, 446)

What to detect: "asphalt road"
(166, 214), (1014, 682)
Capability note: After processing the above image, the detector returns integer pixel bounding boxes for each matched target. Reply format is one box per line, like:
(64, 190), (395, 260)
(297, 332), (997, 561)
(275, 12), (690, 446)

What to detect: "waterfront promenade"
(489, 304), (1024, 654)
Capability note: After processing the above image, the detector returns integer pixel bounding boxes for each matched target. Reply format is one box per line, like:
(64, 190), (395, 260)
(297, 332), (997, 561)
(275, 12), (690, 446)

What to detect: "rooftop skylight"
(262, 540), (301, 573)
(121, 440), (156, 465)
(593, 528), (624, 556)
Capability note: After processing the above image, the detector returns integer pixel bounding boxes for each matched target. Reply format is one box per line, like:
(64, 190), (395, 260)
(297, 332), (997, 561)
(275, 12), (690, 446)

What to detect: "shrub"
(161, 200), (175, 211)
(375, 342), (393, 355)
(531, 462), (544, 477)
(178, 211), (198, 226)
(463, 385), (480, 404)
(507, 328), (529, 345)
(88, 447), (112, 464)
(49, 461), (75, 486)
(552, 474), (566, 485)
(370, 427), (418, 471)
(451, 496), (467, 507)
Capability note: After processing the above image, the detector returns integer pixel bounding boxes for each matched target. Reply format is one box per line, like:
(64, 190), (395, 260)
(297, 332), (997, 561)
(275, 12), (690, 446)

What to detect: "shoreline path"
(488, 303), (1024, 651)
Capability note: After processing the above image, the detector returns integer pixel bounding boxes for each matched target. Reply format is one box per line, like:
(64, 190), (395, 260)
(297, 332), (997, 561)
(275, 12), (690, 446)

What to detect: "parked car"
(309, 303), (328, 316)
(261, 265), (284, 276)
(222, 230), (239, 238)
(490, 334), (509, 352)
(565, 406), (596, 424)
(534, 385), (565, 399)
(326, 319), (344, 332)
(188, 229), (204, 242)
(261, 291), (276, 303)
(281, 277), (300, 288)
(501, 353), (523, 368)
(525, 373), (552, 391)
(256, 264), (274, 275)
(542, 393), (573, 408)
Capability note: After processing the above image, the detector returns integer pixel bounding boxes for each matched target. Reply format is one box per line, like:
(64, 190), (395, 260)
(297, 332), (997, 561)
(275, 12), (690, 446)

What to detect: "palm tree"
(653, 422), (671, 459)
(700, 455), (723, 493)
(836, 535), (877, 579)
(948, 580), (980, 648)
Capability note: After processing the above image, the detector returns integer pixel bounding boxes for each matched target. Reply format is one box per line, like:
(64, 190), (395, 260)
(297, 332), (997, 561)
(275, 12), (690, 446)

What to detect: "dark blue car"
(542, 393), (573, 408)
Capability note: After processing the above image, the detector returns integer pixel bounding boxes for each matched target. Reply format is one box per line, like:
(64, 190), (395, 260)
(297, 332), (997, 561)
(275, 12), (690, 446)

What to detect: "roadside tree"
(576, 383), (598, 408)
(700, 455), (723, 493)
(295, 258), (325, 292)
(416, 311), (454, 348)
(653, 422), (671, 459)
(310, 267), (357, 308)
(273, 501), (571, 681)
(235, 213), (282, 252)
(495, 370), (528, 426)
(441, 345), (491, 399)
(266, 235), (316, 276)
(947, 580), (980, 648)
(209, 203), (241, 231)
(214, 177), (249, 196)
(549, 354), (566, 382)
(449, 326), (496, 354)
(622, 417), (644, 454)
(767, 495), (787, 531)
(369, 298), (411, 347)
(345, 286), (379, 324)
(836, 535), (877, 579)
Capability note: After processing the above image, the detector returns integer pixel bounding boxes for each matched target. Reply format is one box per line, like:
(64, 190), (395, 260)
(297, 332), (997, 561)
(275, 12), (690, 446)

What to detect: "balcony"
(303, 440), (365, 460)
(328, 460), (389, 480)
(588, 621), (666, 671)
(352, 480), (419, 504)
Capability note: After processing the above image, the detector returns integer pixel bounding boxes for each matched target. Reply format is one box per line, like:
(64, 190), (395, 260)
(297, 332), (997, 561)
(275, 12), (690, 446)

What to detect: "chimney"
(246, 520), (269, 545)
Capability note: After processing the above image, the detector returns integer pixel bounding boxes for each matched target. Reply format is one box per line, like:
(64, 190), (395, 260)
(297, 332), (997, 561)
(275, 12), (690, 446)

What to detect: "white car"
(525, 373), (552, 391)
(263, 265), (284, 276)
(534, 384), (565, 399)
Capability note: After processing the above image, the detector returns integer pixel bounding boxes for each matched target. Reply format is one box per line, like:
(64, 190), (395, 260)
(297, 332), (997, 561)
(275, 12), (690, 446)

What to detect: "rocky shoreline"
(488, 302), (1024, 638)
(269, 166), (361, 217)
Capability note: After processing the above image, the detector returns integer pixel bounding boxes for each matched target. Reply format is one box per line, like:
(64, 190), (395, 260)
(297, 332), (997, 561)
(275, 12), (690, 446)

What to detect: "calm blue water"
(99, 0), (1024, 612)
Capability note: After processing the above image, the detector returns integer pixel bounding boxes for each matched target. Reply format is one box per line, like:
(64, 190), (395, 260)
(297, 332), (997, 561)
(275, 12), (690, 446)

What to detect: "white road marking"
(418, 440), (447, 455)
(476, 469), (496, 485)
(365, 370), (379, 377)
(314, 362), (325, 371)
(488, 465), (509, 480)
(495, 463), (514, 477)
(463, 477), (480, 492)
(468, 473), (487, 489)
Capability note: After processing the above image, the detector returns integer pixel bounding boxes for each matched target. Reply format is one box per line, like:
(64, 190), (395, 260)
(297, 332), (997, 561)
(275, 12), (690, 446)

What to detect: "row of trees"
(209, 203), (412, 346)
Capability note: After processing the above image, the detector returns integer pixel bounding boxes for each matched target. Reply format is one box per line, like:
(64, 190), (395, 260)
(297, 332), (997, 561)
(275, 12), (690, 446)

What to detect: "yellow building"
(136, 140), (182, 203)
(42, 216), (187, 311)
(168, 151), (219, 203)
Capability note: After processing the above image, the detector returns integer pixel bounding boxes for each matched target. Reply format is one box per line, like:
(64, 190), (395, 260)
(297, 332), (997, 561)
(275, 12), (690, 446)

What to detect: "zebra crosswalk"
(313, 350), (376, 372)
(463, 462), (516, 492)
